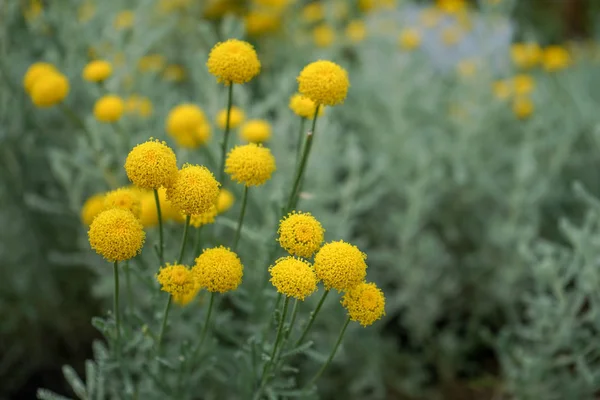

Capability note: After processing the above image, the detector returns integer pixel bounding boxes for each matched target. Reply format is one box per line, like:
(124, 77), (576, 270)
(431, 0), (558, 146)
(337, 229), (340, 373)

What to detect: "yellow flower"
(301, 3), (324, 23)
(166, 104), (210, 148)
(436, 0), (467, 14)
(342, 282), (385, 327)
(114, 10), (135, 30)
(513, 96), (534, 120)
(104, 187), (142, 218)
(441, 26), (462, 46)
(163, 64), (186, 82)
(83, 60), (113, 82)
(30, 72), (69, 108)
(269, 257), (317, 300)
(313, 24), (335, 48)
(419, 7), (441, 28)
(193, 246), (243, 293)
(492, 80), (511, 100)
(510, 43), (542, 69)
(289, 93), (324, 119)
(206, 39), (261, 84)
(167, 164), (220, 216)
(94, 95), (125, 123)
(543, 46), (571, 72)
(23, 62), (57, 94)
(314, 240), (367, 292)
(239, 119), (271, 143)
(81, 193), (105, 226)
(157, 187), (183, 221)
(513, 74), (534, 95)
(225, 144), (276, 186)
(138, 54), (165, 73)
(78, 1), (96, 22)
(216, 188), (235, 213)
(88, 208), (145, 262)
(245, 11), (281, 37)
(125, 139), (178, 189)
(216, 106), (245, 129)
(156, 264), (200, 306)
(253, 0), (290, 9)
(345, 20), (367, 43)
(189, 205), (218, 228)
(24, 0), (43, 22)
(126, 95), (153, 118)
(297, 60), (350, 106)
(457, 59), (477, 78)
(358, 0), (375, 12)
(139, 191), (159, 228)
(277, 211), (324, 258)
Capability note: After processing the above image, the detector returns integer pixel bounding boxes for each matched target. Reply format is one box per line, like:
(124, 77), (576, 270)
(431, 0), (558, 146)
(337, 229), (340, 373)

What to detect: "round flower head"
(88, 208), (145, 261)
(24, 62), (57, 93)
(346, 20), (367, 43)
(297, 60), (349, 106)
(513, 96), (534, 120)
(156, 187), (182, 221)
(289, 93), (324, 119)
(216, 188), (235, 213)
(313, 24), (335, 48)
(81, 193), (105, 226)
(139, 191), (159, 227)
(269, 257), (317, 300)
(156, 263), (200, 306)
(189, 205), (217, 228)
(166, 104), (206, 137)
(313, 240), (367, 292)
(216, 106), (245, 130)
(206, 39), (261, 84)
(31, 72), (70, 107)
(225, 144), (276, 186)
(278, 211), (324, 258)
(125, 139), (178, 189)
(83, 60), (113, 82)
(104, 187), (141, 218)
(399, 28), (421, 51)
(94, 95), (125, 123)
(239, 119), (271, 143)
(342, 282), (385, 327)
(193, 246), (243, 293)
(167, 164), (220, 215)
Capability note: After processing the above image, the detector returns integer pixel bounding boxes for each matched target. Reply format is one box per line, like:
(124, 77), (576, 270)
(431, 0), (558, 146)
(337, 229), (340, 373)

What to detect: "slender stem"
(113, 261), (121, 345)
(177, 215), (191, 264)
(195, 292), (216, 359)
(284, 298), (299, 341)
(125, 261), (133, 313)
(295, 117), (306, 165)
(294, 289), (329, 347)
(156, 295), (172, 353)
(305, 317), (351, 389)
(153, 189), (165, 266)
(232, 186), (249, 251)
(285, 106), (320, 213)
(60, 103), (91, 137)
(193, 226), (203, 260)
(218, 83), (234, 184)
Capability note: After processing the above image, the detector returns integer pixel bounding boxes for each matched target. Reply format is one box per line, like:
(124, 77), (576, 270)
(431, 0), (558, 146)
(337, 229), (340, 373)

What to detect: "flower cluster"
(23, 62), (70, 107)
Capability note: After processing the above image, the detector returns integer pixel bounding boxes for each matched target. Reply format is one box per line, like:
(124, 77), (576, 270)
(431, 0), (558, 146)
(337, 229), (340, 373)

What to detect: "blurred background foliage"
(3, 0), (600, 399)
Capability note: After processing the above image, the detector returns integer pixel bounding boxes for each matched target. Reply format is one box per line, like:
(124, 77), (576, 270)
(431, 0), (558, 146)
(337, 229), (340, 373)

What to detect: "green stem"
(177, 215), (191, 264)
(153, 189), (165, 266)
(232, 186), (249, 251)
(284, 298), (299, 341)
(194, 292), (216, 359)
(295, 117), (306, 165)
(294, 289), (329, 347)
(156, 295), (172, 353)
(113, 261), (121, 345)
(305, 317), (351, 389)
(285, 106), (319, 213)
(218, 83), (234, 184)
(193, 226), (203, 260)
(125, 261), (133, 313)
(60, 103), (91, 137)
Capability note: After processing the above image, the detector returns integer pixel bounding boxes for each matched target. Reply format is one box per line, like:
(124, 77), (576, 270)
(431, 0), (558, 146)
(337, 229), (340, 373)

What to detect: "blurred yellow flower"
(345, 20), (367, 43)
(313, 24), (335, 48)
(245, 11), (281, 37)
(511, 43), (542, 69)
(139, 191), (159, 228)
(104, 187), (142, 218)
(78, 1), (96, 22)
(30, 72), (69, 108)
(81, 194), (106, 226)
(441, 26), (463, 46)
(217, 106), (245, 129)
(436, 0), (467, 14)
(163, 64), (187, 82)
(216, 189), (235, 214)
(24, 0), (43, 22)
(138, 54), (165, 73)
(82, 60), (112, 82)
(94, 95), (125, 123)
(420, 7), (441, 28)
(189, 205), (218, 228)
(239, 119), (272, 143)
(114, 10), (135, 30)
(513, 96), (534, 120)
(457, 59), (477, 77)
(398, 28), (421, 51)
(23, 62), (57, 94)
(126, 95), (154, 118)
(543, 46), (571, 72)
(301, 3), (324, 23)
(513, 74), (534, 95)
(492, 80), (511, 100)
(289, 93), (324, 119)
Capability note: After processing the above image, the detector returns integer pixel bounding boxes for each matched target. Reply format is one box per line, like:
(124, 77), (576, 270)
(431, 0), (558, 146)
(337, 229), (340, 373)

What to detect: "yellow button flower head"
(297, 60), (349, 106)
(217, 106), (245, 129)
(511, 43), (542, 69)
(31, 72), (70, 108)
(492, 80), (511, 100)
(166, 104), (209, 148)
(437, 0), (467, 14)
(277, 211), (324, 258)
(156, 187), (182, 221)
(542, 46), (571, 72)
(83, 60), (112, 82)
(156, 263), (200, 306)
(94, 95), (125, 123)
(139, 191), (159, 228)
(289, 93), (324, 119)
(269, 257), (317, 300)
(125, 139), (178, 189)
(104, 187), (142, 218)
(88, 208), (145, 261)
(189, 205), (218, 228)
(341, 282), (385, 327)
(345, 20), (367, 43)
(513, 74), (534, 95)
(314, 240), (367, 292)
(81, 193), (105, 226)
(167, 164), (220, 216)
(313, 24), (335, 48)
(239, 119), (272, 143)
(225, 143), (276, 186)
(193, 246), (243, 293)
(216, 188), (235, 213)
(301, 2), (324, 23)
(513, 96), (534, 120)
(207, 39), (261, 84)
(23, 62), (57, 94)
(245, 11), (281, 37)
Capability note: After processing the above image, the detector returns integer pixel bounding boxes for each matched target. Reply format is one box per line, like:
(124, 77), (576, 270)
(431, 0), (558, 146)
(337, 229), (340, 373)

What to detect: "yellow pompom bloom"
(245, 11), (281, 37)
(139, 191), (159, 228)
(125, 139), (178, 189)
(167, 164), (220, 216)
(94, 95), (125, 123)
(542, 46), (571, 72)
(104, 187), (141, 218)
(225, 144), (276, 186)
(189, 205), (218, 228)
(216, 106), (245, 130)
(193, 246), (243, 293)
(513, 96), (534, 120)
(313, 24), (335, 48)
(492, 80), (511, 100)
(346, 20), (367, 43)
(239, 119), (271, 143)
(23, 62), (57, 94)
(314, 240), (367, 292)
(156, 264), (200, 306)
(81, 193), (105, 226)
(88, 208), (145, 261)
(511, 43), (542, 69)
(513, 74), (534, 95)
(31, 72), (70, 108)
(289, 93), (324, 119)
(114, 10), (135, 30)
(206, 39), (261, 84)
(277, 211), (324, 258)
(82, 60), (112, 82)
(342, 282), (385, 327)
(297, 60), (349, 106)
(216, 188), (235, 213)
(166, 104), (209, 147)
(269, 257), (317, 300)
(302, 2), (324, 23)
(163, 64), (186, 82)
